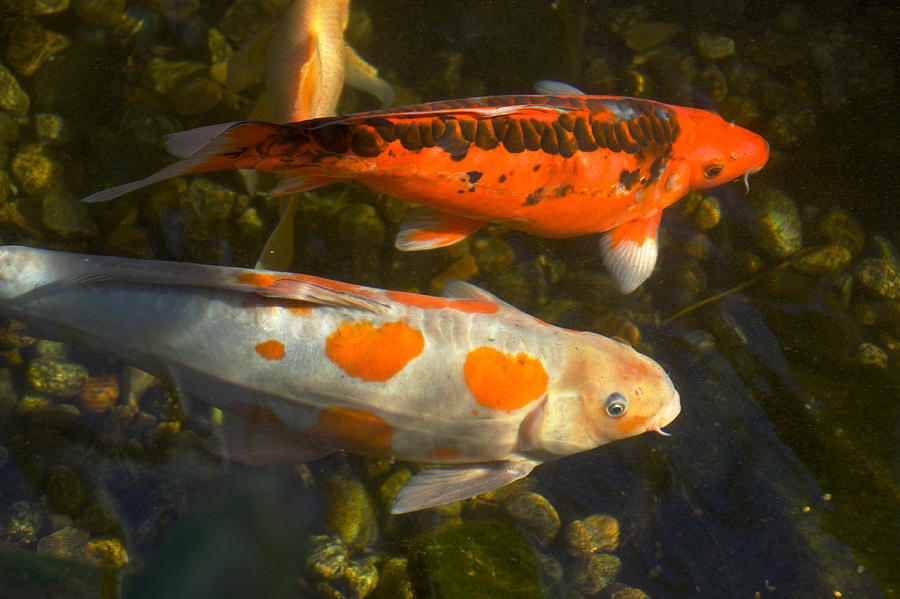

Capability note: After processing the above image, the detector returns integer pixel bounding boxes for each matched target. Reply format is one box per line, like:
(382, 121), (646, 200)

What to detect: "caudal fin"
(82, 121), (284, 203)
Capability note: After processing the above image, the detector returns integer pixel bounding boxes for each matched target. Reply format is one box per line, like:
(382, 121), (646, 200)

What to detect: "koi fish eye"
(605, 393), (628, 417)
(703, 163), (725, 179)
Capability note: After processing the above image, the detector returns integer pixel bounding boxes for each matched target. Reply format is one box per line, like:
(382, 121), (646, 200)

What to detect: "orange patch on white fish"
(325, 320), (425, 381)
(426, 446), (460, 461)
(384, 290), (499, 314)
(463, 346), (548, 412)
(316, 407), (393, 455)
(226, 400), (285, 429)
(616, 414), (648, 436)
(255, 339), (286, 360)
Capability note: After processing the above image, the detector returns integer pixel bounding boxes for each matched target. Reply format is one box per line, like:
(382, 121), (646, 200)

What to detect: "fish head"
(682, 108), (769, 191)
(571, 333), (680, 446)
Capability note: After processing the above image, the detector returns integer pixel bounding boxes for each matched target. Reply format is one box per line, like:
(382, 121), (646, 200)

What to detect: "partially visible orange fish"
(84, 85), (768, 293)
(226, 0), (393, 270)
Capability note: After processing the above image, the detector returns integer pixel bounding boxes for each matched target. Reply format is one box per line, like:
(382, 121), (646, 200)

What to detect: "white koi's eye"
(605, 393), (628, 417)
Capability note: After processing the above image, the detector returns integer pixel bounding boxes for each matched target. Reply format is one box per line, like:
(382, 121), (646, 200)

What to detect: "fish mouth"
(650, 391), (681, 436)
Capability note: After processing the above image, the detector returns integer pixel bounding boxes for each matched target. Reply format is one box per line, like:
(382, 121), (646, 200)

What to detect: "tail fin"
(82, 121), (284, 203)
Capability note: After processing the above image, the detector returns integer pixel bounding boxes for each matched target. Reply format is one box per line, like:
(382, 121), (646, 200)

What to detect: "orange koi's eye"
(604, 393), (628, 417)
(703, 163), (725, 179)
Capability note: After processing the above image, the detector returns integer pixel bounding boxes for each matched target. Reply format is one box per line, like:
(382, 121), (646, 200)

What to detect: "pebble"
(3, 0), (69, 16)
(35, 113), (67, 143)
(571, 553), (623, 595)
(46, 464), (87, 514)
(343, 556), (379, 598)
(502, 491), (560, 546)
(606, 582), (652, 599)
(11, 144), (61, 196)
(3, 500), (47, 546)
(622, 22), (681, 52)
(749, 185), (803, 259)
(851, 342), (888, 369)
(79, 375), (120, 414)
(0, 65), (30, 117)
(36, 525), (89, 559)
(305, 534), (348, 579)
(325, 475), (379, 550)
(791, 244), (852, 274)
(26, 356), (89, 398)
(42, 188), (99, 239)
(84, 537), (129, 566)
(696, 32), (735, 59)
(565, 514), (619, 555)
(816, 208), (864, 255)
(854, 259), (900, 299)
(5, 17), (70, 77)
(370, 557), (414, 599)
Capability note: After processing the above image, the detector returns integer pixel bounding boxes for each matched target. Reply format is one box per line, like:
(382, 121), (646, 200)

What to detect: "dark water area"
(0, 0), (898, 598)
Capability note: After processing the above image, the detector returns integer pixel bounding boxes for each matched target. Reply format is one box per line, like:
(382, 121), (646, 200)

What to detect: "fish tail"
(82, 121), (285, 203)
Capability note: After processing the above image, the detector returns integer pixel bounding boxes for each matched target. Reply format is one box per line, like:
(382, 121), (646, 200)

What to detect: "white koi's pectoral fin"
(390, 460), (538, 514)
(262, 278), (391, 314)
(395, 206), (484, 251)
(534, 80), (585, 95)
(600, 213), (662, 294)
(343, 43), (394, 108)
(209, 412), (334, 466)
(269, 175), (341, 196)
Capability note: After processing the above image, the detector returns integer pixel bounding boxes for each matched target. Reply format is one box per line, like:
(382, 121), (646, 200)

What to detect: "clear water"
(0, 1), (897, 597)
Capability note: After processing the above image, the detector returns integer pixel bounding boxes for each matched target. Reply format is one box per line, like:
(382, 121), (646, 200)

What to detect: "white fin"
(534, 80), (585, 95)
(390, 460), (537, 514)
(42, 257), (392, 315)
(255, 196), (299, 270)
(343, 43), (394, 108)
(395, 206), (484, 251)
(441, 280), (517, 311)
(600, 219), (660, 294)
(163, 122), (245, 158)
(210, 412), (333, 466)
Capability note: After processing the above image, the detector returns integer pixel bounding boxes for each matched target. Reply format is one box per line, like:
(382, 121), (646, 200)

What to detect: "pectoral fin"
(210, 412), (334, 466)
(255, 196), (299, 271)
(390, 460), (537, 514)
(396, 207), (484, 251)
(344, 44), (394, 108)
(600, 212), (661, 294)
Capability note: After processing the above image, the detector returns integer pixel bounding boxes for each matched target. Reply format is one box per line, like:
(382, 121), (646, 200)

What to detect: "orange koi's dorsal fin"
(395, 206), (484, 251)
(534, 79), (584, 95)
(82, 121), (283, 203)
(600, 212), (662, 294)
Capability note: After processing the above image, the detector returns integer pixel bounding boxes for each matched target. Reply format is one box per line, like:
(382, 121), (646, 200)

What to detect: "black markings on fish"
(503, 121), (525, 153)
(312, 124), (351, 154)
(466, 171), (482, 184)
(521, 119), (542, 151)
(574, 117), (598, 152)
(437, 118), (470, 160)
(553, 121), (578, 158)
(498, 173), (507, 183)
(619, 168), (642, 190)
(351, 129), (382, 157)
(523, 183), (575, 206)
(371, 118), (397, 142)
(476, 120), (500, 150)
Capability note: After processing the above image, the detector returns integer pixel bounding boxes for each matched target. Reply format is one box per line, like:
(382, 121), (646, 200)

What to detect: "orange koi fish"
(0, 245), (679, 512)
(84, 85), (768, 293)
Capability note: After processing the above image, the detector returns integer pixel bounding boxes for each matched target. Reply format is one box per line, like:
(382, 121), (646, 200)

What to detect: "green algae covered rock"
(408, 519), (540, 599)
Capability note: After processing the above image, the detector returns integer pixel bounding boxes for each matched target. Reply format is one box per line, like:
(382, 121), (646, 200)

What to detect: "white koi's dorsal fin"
(534, 80), (585, 95)
(390, 460), (537, 514)
(441, 280), (520, 313)
(600, 213), (662, 294)
(395, 206), (484, 251)
(226, 24), (275, 93)
(343, 44), (395, 108)
(43, 259), (392, 315)
(210, 412), (334, 466)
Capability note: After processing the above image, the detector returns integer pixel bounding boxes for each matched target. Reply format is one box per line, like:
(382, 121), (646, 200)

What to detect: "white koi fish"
(0, 246), (679, 513)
